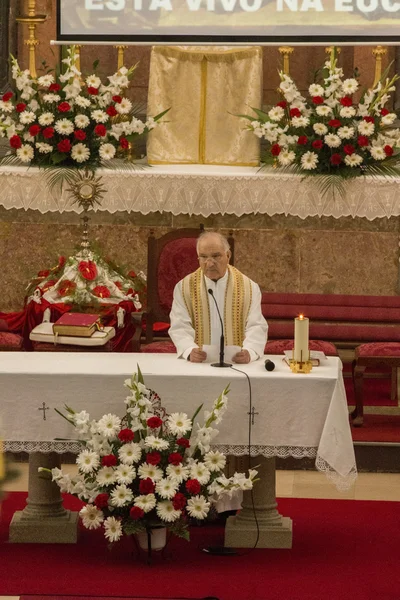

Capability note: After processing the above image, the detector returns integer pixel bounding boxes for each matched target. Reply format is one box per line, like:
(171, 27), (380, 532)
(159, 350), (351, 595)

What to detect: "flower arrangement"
(242, 50), (400, 196)
(42, 368), (257, 544)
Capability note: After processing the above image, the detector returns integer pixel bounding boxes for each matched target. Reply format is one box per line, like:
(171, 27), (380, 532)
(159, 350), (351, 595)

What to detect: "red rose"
(94, 124), (107, 137)
(118, 428), (135, 443)
(297, 136), (308, 145)
(58, 280), (76, 297)
(128, 270), (137, 278)
(9, 135), (22, 149)
(106, 106), (118, 117)
(381, 108), (390, 116)
(102, 454), (117, 467)
(312, 96), (324, 105)
(29, 124), (41, 137)
(130, 506), (144, 520)
(43, 127), (55, 139)
(289, 108), (301, 118)
(94, 493), (109, 508)
(147, 416), (163, 429)
(57, 139), (71, 153)
(120, 137), (129, 149)
(340, 96), (353, 107)
(185, 479), (201, 495)
(37, 269), (50, 278)
(2, 92), (12, 102)
(16, 103), (26, 113)
(146, 451), (162, 465)
(139, 478), (156, 494)
(168, 452), (183, 466)
(357, 135), (369, 147)
(271, 144), (281, 157)
(58, 102), (71, 113)
(74, 129), (86, 141)
(78, 260), (97, 281)
(312, 139), (323, 150)
(88, 86), (99, 95)
(93, 285), (111, 298)
(328, 119), (341, 128)
(172, 492), (187, 511)
(176, 437), (190, 448)
(330, 153), (342, 165)
(112, 95), (122, 103)
(384, 145), (394, 156)
(343, 144), (355, 155)
(363, 116), (375, 123)
(276, 100), (287, 109)
(49, 83), (61, 92)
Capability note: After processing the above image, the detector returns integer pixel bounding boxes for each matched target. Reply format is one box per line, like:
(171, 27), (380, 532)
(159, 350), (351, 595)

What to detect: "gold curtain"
(147, 46), (262, 166)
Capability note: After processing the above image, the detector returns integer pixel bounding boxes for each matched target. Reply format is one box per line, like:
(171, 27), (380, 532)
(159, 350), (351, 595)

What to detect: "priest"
(169, 231), (268, 363)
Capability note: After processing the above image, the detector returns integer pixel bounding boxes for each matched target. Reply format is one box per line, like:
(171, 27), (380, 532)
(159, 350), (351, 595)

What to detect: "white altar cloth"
(1, 352), (356, 490)
(0, 164), (398, 220)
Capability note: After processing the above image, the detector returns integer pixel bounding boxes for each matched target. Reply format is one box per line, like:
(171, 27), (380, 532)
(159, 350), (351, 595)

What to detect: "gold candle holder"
(16, 0), (47, 79)
(372, 46), (387, 88)
(114, 45), (128, 70)
(288, 350), (313, 374)
(278, 46), (294, 75)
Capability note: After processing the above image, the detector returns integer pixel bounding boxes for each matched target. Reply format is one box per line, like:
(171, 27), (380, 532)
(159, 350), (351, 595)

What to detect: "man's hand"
(189, 348), (207, 363)
(233, 349), (251, 364)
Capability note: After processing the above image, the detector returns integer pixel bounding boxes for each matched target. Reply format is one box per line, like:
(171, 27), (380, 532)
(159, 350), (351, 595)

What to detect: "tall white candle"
(294, 314), (309, 362)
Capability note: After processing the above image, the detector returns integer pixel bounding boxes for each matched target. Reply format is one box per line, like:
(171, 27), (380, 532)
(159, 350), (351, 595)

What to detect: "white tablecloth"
(0, 164), (398, 220)
(0, 352), (356, 489)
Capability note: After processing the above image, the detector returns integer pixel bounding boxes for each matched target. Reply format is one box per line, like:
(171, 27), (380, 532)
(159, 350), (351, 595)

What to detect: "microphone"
(264, 359), (275, 371)
(208, 288), (232, 368)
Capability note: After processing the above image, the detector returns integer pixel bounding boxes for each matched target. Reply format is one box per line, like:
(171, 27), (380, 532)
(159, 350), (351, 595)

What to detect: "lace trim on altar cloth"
(315, 455), (358, 492)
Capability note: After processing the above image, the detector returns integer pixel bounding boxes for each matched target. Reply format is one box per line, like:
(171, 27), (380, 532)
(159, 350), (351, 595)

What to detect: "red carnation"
(38, 269), (50, 278)
(312, 139), (323, 150)
(340, 96), (353, 107)
(176, 437), (190, 448)
(57, 139), (71, 153)
(119, 137), (129, 149)
(78, 260), (97, 281)
(276, 100), (287, 109)
(112, 95), (122, 103)
(29, 124), (41, 137)
(172, 492), (187, 511)
(146, 451), (161, 466)
(74, 129), (86, 141)
(94, 493), (109, 508)
(106, 105), (118, 117)
(88, 86), (99, 95)
(49, 83), (61, 92)
(328, 119), (341, 128)
(168, 452), (183, 466)
(297, 136), (308, 146)
(128, 270), (137, 278)
(289, 107), (301, 118)
(9, 135), (22, 149)
(58, 102), (71, 113)
(16, 103), (26, 113)
(130, 506), (145, 520)
(357, 135), (369, 147)
(147, 416), (163, 429)
(330, 153), (342, 165)
(2, 92), (12, 102)
(94, 124), (107, 137)
(381, 108), (390, 116)
(43, 127), (55, 139)
(118, 428), (135, 443)
(363, 116), (375, 123)
(384, 145), (394, 156)
(139, 478), (156, 494)
(312, 96), (324, 105)
(93, 285), (111, 299)
(58, 280), (76, 297)
(271, 144), (281, 157)
(343, 144), (355, 155)
(102, 454), (117, 467)
(185, 479), (201, 495)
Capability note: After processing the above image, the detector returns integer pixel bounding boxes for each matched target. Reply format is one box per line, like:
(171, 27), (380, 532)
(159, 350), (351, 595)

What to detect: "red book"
(52, 313), (100, 337)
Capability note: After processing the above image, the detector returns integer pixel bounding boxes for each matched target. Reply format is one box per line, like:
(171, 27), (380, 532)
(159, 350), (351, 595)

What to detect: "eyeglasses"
(198, 253), (226, 263)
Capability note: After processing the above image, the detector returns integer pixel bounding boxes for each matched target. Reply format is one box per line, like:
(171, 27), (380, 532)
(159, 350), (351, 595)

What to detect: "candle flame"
(299, 314), (304, 320)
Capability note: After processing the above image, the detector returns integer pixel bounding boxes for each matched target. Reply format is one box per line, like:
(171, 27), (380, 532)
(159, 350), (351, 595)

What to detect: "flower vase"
(136, 525), (167, 553)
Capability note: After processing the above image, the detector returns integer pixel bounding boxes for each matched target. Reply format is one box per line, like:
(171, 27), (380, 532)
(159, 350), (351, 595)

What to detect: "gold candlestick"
(114, 45), (128, 70)
(325, 46), (341, 62)
(16, 0), (47, 79)
(278, 46), (294, 75)
(372, 46), (387, 87)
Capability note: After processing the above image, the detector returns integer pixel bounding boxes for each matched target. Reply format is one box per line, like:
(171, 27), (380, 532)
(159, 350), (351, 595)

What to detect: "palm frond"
(0, 154), (23, 168)
(363, 160), (400, 179)
(41, 166), (81, 193)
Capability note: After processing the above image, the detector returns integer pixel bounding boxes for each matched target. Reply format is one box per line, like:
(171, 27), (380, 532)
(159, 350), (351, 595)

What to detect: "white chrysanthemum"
(186, 495), (210, 520)
(291, 116), (309, 128)
(19, 111), (36, 124)
(144, 435), (170, 451)
(204, 450), (226, 472)
(134, 493), (157, 512)
(43, 93), (61, 104)
(36, 142), (53, 154)
(277, 150), (295, 166)
(97, 413), (121, 438)
(104, 516), (123, 542)
(55, 118), (74, 135)
(166, 413), (192, 436)
(75, 114), (90, 128)
(358, 121), (375, 136)
(381, 113), (397, 126)
(300, 151), (319, 170)
(16, 144), (34, 163)
(115, 464), (136, 485)
(156, 478), (178, 499)
(38, 112), (54, 126)
(75, 95), (91, 108)
(91, 109), (109, 123)
(339, 106), (356, 118)
(337, 126), (355, 140)
(86, 74), (102, 88)
(156, 501), (181, 523)
(268, 106), (285, 121)
(71, 143), (90, 163)
(308, 83), (324, 96)
(96, 466), (116, 486)
(370, 146), (386, 160)
(190, 463), (211, 485)
(324, 133), (341, 148)
(342, 78), (359, 94)
(138, 463), (163, 481)
(344, 153), (363, 167)
(38, 74), (54, 87)
(115, 98), (132, 114)
(76, 449), (100, 473)
(118, 442), (142, 465)
(313, 123), (328, 135)
(80, 504), (104, 530)
(110, 484), (134, 507)
(166, 464), (190, 483)
(316, 105), (332, 117)
(0, 100), (13, 113)
(99, 143), (116, 160)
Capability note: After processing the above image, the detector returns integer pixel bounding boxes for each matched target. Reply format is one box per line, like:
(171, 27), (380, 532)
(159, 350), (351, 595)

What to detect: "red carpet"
(1, 493), (400, 600)
(343, 365), (397, 407)
(351, 413), (400, 443)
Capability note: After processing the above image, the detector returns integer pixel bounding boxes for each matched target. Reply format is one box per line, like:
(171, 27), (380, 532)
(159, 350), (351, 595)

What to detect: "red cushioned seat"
(140, 341), (176, 353)
(265, 339), (338, 356)
(355, 342), (400, 358)
(0, 331), (24, 351)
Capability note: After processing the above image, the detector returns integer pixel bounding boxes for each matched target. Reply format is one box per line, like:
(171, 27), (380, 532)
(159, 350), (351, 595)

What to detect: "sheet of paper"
(202, 344), (242, 363)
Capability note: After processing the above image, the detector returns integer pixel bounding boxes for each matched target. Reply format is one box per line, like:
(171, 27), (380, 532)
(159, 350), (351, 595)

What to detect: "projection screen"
(57, 0), (400, 43)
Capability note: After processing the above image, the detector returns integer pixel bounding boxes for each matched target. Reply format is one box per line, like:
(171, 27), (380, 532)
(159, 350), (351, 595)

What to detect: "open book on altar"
(283, 350), (327, 367)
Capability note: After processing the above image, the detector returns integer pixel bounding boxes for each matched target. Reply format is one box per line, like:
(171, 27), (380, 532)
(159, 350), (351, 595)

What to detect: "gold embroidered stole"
(181, 265), (252, 347)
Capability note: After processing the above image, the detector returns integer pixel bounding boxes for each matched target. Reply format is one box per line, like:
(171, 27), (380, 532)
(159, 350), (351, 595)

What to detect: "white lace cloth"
(1, 352), (357, 491)
(0, 164), (399, 220)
